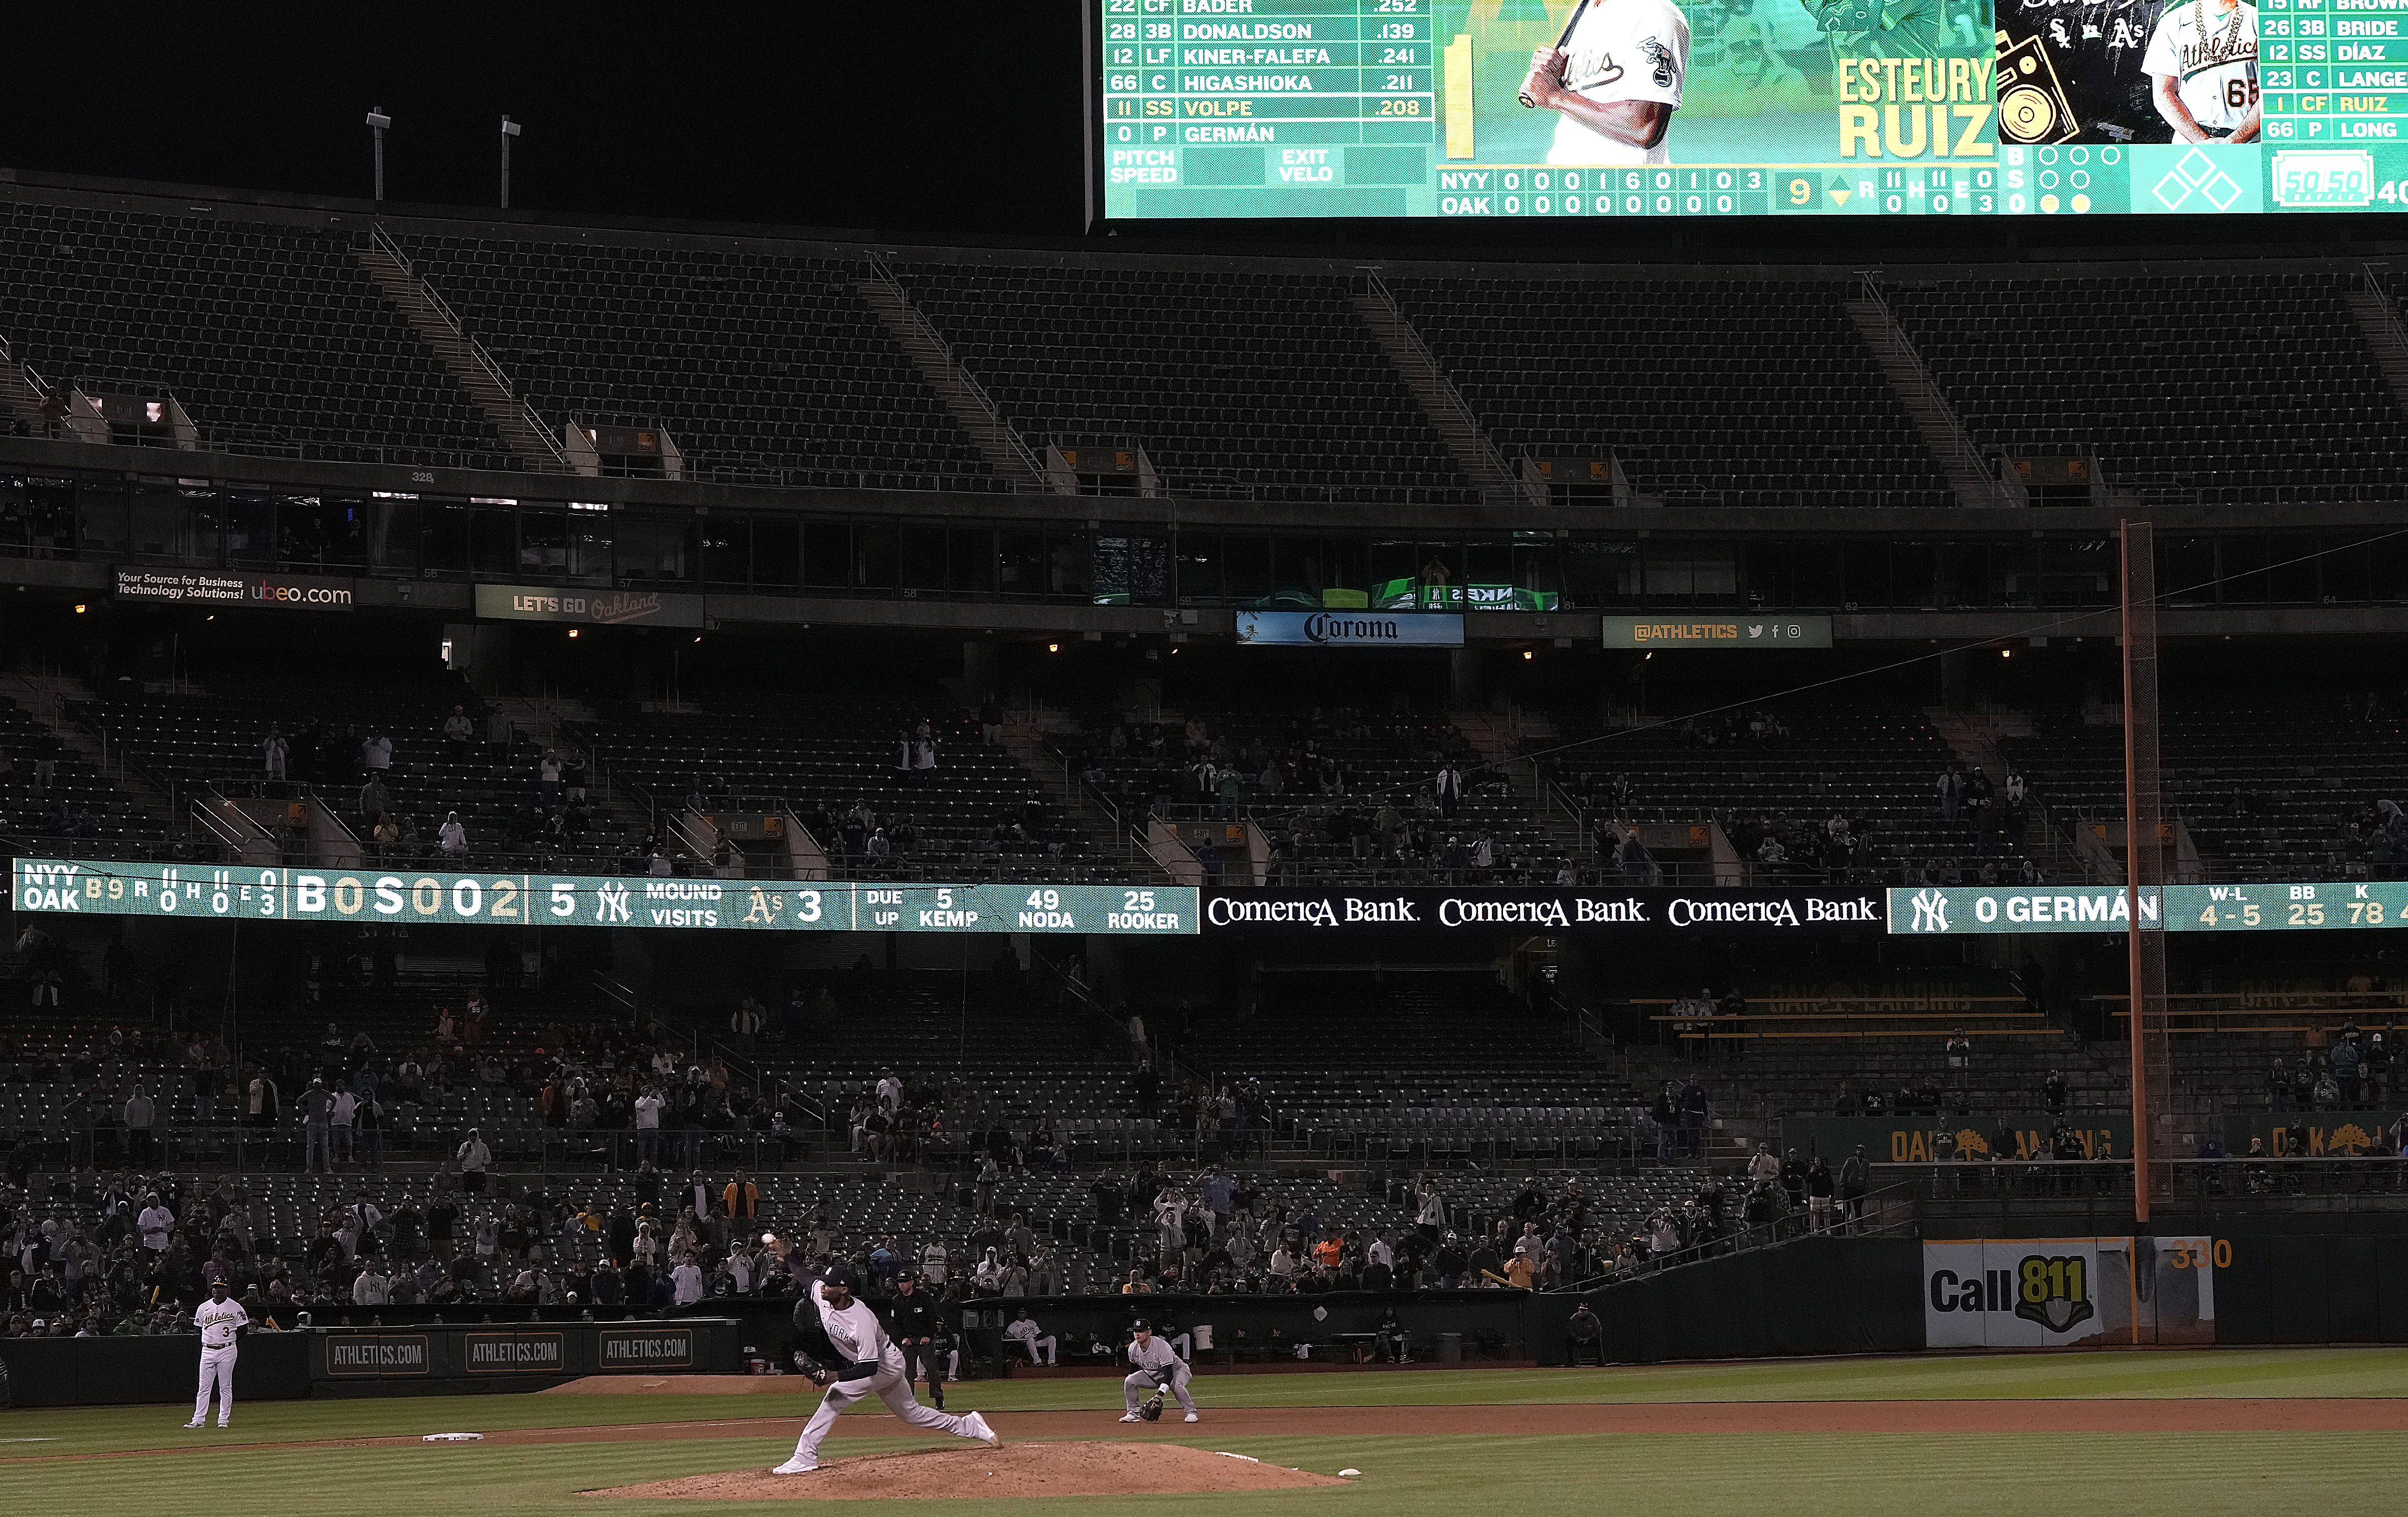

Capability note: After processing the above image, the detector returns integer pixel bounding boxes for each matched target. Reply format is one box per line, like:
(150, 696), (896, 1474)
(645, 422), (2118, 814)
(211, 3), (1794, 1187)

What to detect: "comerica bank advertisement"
(1096, 0), (2405, 217)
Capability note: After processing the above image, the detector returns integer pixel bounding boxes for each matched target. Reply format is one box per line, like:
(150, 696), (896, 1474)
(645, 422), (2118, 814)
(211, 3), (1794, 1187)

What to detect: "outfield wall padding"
(0, 1331), (311, 1408)
(306, 1318), (742, 1389)
(2214, 1232), (2408, 1345)
(1584, 1236), (1925, 1363)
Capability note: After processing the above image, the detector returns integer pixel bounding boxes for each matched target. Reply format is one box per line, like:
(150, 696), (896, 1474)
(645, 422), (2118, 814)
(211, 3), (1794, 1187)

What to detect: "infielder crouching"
(1119, 1319), (1197, 1423)
(766, 1243), (999, 1475)
(188, 1277), (248, 1429)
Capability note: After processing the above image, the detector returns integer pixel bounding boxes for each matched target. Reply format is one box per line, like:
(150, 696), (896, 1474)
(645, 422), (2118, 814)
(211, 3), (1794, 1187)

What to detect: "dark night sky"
(0, 9), (1091, 237)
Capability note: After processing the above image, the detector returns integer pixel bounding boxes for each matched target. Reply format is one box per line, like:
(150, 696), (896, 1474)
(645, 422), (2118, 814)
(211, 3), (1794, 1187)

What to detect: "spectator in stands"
(260, 730), (287, 781)
(438, 812), (468, 858)
(329, 1079), (359, 1168)
(298, 1078), (334, 1173)
(361, 729), (393, 781)
(1840, 1147), (1869, 1230)
(2043, 1069), (2069, 1114)
(1805, 1157), (1836, 1230)
(1617, 828), (1650, 885)
(456, 1129), (492, 1195)
(1435, 762), (1463, 819)
(1936, 765), (1965, 821)
(635, 1086), (664, 1166)
(121, 1086), (157, 1169)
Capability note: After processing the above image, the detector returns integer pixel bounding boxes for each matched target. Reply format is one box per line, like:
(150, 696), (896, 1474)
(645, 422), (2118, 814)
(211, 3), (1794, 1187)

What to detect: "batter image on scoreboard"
(1521, 0), (1694, 164)
(2143, 0), (2261, 142)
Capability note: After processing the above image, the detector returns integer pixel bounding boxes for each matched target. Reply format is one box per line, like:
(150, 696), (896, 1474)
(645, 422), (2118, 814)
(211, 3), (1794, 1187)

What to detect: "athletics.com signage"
(1236, 611), (1464, 648)
(1200, 887), (1883, 934)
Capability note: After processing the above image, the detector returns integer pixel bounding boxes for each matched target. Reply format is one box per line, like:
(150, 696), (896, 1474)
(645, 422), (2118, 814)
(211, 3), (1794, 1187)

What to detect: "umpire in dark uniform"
(880, 1272), (947, 1410)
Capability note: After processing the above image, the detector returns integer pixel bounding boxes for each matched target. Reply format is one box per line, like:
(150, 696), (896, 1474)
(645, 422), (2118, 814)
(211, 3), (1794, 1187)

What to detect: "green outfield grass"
(2, 1349), (2403, 1516)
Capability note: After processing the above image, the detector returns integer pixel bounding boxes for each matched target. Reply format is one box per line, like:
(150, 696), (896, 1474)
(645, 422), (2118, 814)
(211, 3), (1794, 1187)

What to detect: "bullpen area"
(4, 1348), (2404, 1513)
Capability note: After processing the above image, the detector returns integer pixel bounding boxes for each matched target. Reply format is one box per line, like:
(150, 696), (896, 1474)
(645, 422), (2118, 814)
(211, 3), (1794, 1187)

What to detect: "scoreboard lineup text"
(11, 860), (1194, 937)
(1096, 0), (2408, 218)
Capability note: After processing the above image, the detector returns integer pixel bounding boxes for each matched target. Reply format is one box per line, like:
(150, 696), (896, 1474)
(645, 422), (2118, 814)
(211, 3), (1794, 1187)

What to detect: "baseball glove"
(1139, 1391), (1165, 1421)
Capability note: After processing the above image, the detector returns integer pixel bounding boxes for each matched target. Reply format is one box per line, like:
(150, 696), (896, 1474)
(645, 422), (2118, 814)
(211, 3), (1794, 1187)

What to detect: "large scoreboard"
(1091, 0), (2408, 219)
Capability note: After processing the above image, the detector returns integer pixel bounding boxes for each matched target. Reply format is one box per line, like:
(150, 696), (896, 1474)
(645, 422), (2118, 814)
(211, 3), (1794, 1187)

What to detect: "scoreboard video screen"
(1092, 0), (2407, 218)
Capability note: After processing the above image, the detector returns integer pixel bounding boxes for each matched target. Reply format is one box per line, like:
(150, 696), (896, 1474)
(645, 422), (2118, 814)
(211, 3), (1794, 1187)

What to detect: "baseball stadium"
(3, 3), (2408, 1511)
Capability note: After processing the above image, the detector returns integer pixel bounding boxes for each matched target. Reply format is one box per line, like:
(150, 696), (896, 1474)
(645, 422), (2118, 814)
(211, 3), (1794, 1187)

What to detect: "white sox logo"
(1910, 889), (1950, 934)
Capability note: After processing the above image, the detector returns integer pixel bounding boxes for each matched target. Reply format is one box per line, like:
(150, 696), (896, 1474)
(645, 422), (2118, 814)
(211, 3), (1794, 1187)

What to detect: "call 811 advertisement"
(1095, 0), (2406, 217)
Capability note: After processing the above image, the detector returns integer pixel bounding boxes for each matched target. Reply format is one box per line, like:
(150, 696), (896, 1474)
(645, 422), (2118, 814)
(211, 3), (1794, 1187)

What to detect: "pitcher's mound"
(587, 1441), (1347, 1500)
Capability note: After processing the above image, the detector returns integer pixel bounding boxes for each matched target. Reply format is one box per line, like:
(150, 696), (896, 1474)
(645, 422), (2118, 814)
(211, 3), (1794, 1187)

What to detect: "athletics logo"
(1638, 36), (1677, 89)
(1909, 889), (1950, 934)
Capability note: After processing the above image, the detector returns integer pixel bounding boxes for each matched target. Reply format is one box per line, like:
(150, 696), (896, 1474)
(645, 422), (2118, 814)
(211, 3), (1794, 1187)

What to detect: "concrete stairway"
(0, 671), (178, 820)
(352, 226), (568, 473)
(1845, 292), (2012, 508)
(495, 693), (659, 841)
(2345, 276), (2408, 420)
(1351, 273), (1527, 506)
(855, 261), (1046, 491)
(1928, 705), (2094, 880)
(0, 335), (57, 433)
(1454, 707), (1588, 861)
(994, 706), (1171, 884)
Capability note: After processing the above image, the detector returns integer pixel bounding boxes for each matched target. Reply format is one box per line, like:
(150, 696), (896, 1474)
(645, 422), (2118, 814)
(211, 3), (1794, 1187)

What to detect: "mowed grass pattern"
(2, 1350), (2403, 1516)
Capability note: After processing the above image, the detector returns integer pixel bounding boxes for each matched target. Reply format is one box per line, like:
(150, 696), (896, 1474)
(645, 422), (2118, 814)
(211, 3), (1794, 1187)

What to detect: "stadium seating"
(594, 696), (1129, 883)
(1047, 704), (1565, 884)
(398, 233), (1000, 492)
(1386, 274), (1953, 508)
(1888, 270), (2408, 503)
(78, 675), (633, 872)
(0, 696), (168, 856)
(2001, 697), (2408, 880)
(896, 259), (1476, 505)
(1546, 703), (2001, 880)
(0, 196), (509, 468)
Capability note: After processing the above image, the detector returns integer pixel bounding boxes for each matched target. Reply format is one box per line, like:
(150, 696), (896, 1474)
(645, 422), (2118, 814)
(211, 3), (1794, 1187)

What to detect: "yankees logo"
(1910, 889), (1950, 934)
(595, 881), (632, 923)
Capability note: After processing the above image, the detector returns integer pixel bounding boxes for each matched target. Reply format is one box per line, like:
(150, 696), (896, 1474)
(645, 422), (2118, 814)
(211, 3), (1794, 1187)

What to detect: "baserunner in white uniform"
(765, 1249), (998, 1475)
(1120, 1319), (1198, 1423)
(188, 1277), (248, 1429)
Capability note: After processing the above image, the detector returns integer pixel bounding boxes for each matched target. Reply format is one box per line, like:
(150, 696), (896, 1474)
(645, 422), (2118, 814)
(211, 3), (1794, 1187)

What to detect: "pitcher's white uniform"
(1547, 0), (1692, 166)
(2144, 0), (2260, 133)
(783, 1279), (991, 1472)
(1123, 1333), (1197, 1417)
(191, 1296), (248, 1427)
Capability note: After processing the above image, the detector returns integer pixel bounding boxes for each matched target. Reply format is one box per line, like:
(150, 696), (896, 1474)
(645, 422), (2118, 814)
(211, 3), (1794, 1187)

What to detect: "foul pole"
(2119, 520), (2172, 1224)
